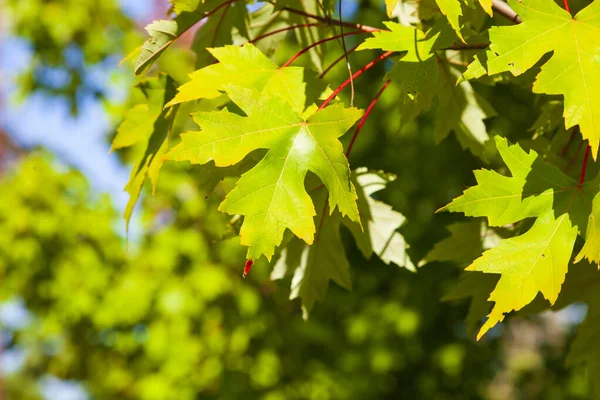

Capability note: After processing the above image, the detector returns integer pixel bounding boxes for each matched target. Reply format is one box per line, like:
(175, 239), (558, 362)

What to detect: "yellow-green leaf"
(165, 84), (362, 260)
(468, 0), (600, 158)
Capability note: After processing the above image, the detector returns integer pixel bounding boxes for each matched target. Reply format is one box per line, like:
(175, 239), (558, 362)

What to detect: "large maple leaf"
(464, 0), (600, 158)
(441, 136), (600, 339)
(164, 85), (362, 261)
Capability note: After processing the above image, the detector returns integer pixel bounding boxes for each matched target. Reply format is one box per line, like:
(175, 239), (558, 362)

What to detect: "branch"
(276, 4), (381, 32)
(491, 0), (522, 24)
(248, 23), (323, 44)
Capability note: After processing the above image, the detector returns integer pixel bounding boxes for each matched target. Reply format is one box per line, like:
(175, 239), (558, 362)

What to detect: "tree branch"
(491, 0), (522, 24)
(276, 4), (380, 32)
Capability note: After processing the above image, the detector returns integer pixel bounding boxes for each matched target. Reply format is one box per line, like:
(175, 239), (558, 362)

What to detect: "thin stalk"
(580, 145), (591, 185)
(211, 5), (231, 47)
(346, 80), (391, 157)
(282, 31), (365, 68)
(249, 23), (323, 44)
(563, 0), (571, 14)
(318, 51), (394, 111)
(319, 44), (360, 78)
(275, 4), (380, 32)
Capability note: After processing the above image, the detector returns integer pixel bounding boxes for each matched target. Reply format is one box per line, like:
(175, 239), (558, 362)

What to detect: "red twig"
(248, 23), (323, 44)
(282, 31), (366, 68)
(563, 0), (571, 14)
(319, 44), (360, 78)
(579, 145), (591, 185)
(346, 80), (391, 157)
(318, 51), (394, 110)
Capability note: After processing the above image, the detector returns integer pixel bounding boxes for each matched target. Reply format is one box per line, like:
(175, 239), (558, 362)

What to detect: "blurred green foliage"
(5, 0), (138, 112)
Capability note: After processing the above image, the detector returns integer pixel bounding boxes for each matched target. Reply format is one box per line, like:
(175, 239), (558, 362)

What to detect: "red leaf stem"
(345, 80), (391, 157)
(579, 145), (590, 185)
(318, 51), (394, 111)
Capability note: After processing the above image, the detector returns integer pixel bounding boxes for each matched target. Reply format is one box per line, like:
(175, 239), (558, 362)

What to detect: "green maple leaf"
(357, 21), (454, 61)
(435, 65), (496, 158)
(441, 136), (600, 339)
(434, 0), (465, 42)
(385, 58), (495, 157)
(463, 0), (600, 158)
(112, 75), (177, 230)
(166, 44), (325, 113)
(164, 84), (362, 261)
(272, 169), (414, 318)
(360, 22), (494, 157)
(388, 58), (439, 121)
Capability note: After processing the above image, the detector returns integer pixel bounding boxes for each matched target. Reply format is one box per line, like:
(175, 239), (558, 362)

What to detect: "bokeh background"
(0, 0), (594, 399)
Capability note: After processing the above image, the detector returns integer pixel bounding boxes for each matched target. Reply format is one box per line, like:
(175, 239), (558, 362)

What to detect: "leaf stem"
(248, 23), (323, 44)
(282, 31), (366, 68)
(345, 80), (391, 157)
(563, 0), (571, 14)
(579, 145), (590, 185)
(319, 44), (360, 78)
(318, 51), (394, 110)
(276, 4), (381, 32)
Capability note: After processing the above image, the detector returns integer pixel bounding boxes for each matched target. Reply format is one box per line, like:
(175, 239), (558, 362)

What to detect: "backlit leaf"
(464, 0), (600, 158)
(441, 136), (600, 338)
(165, 83), (362, 260)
